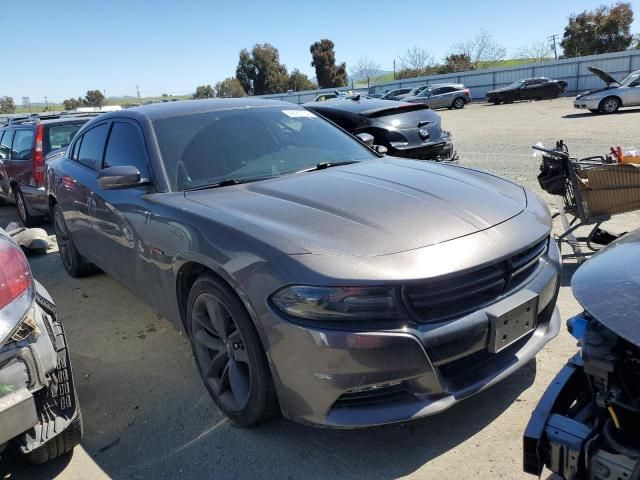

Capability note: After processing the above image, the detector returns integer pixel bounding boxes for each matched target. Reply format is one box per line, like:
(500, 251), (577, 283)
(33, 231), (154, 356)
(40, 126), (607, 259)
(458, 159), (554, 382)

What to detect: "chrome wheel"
(600, 97), (620, 113)
(453, 98), (465, 109)
(191, 292), (251, 412)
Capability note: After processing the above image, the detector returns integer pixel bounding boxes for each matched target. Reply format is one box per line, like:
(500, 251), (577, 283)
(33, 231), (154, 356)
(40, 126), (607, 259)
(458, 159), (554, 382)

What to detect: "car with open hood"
(574, 66), (640, 114)
(486, 77), (567, 104)
(46, 98), (560, 428)
(524, 231), (640, 479)
(304, 97), (455, 160)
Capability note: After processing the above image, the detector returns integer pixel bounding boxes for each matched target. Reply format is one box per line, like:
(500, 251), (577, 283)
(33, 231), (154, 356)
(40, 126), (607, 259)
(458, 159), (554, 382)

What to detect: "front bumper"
(248, 239), (561, 428)
(0, 281), (79, 450)
(573, 98), (600, 110)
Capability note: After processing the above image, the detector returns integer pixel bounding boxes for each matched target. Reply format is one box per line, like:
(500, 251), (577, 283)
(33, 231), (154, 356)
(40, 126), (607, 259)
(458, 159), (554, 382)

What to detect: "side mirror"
(97, 166), (144, 189)
(375, 145), (388, 155)
(356, 133), (375, 147)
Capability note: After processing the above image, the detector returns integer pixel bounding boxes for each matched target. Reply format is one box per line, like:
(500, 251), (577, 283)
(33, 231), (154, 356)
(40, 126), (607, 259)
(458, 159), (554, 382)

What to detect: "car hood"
(572, 230), (640, 347)
(575, 86), (615, 99)
(186, 158), (526, 256)
(588, 66), (620, 86)
(487, 87), (515, 95)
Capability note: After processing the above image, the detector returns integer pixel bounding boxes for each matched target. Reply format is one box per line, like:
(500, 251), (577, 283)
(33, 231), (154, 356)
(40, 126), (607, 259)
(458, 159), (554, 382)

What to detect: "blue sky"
(4, 0), (639, 103)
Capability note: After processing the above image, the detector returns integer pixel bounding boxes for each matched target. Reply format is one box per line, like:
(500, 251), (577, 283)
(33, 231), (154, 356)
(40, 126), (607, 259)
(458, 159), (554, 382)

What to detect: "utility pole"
(135, 84), (141, 103)
(44, 95), (49, 111)
(393, 59), (396, 80)
(548, 34), (559, 60)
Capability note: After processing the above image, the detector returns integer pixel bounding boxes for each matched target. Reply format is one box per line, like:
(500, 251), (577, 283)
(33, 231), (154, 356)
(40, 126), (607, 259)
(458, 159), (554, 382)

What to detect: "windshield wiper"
(296, 161), (359, 174)
(185, 177), (273, 191)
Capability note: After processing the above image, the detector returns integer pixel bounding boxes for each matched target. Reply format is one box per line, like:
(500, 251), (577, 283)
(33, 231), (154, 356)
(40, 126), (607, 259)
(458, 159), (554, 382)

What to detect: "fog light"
(348, 380), (402, 394)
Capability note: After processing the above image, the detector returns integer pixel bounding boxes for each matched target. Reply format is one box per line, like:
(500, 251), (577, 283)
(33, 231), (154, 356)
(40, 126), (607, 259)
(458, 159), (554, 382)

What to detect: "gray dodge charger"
(46, 99), (561, 428)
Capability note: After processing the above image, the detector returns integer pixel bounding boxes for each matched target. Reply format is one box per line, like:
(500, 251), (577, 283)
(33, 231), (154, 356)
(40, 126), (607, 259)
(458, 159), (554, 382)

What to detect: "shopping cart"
(534, 141), (640, 260)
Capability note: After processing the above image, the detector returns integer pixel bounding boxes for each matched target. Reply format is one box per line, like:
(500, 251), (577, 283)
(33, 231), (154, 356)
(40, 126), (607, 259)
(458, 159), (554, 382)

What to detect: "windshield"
(418, 88), (433, 97)
(153, 106), (377, 191)
(620, 72), (640, 86)
(507, 81), (524, 89)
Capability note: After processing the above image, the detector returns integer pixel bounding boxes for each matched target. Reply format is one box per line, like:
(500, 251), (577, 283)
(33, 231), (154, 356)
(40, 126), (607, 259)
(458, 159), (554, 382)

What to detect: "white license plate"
(487, 291), (538, 353)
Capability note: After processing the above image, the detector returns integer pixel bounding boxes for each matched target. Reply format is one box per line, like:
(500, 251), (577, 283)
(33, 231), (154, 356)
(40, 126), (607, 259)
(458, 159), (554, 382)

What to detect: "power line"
(548, 34), (559, 60)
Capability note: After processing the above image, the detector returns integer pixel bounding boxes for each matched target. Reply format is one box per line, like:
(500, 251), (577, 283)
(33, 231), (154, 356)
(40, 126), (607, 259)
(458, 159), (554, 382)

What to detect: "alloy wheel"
(16, 191), (27, 224)
(191, 293), (251, 412)
(602, 98), (619, 113)
(54, 208), (73, 271)
(454, 98), (464, 109)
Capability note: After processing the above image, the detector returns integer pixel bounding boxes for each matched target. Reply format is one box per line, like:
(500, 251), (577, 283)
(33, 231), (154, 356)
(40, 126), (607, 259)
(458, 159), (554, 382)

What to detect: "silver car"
(403, 84), (472, 109)
(574, 67), (640, 113)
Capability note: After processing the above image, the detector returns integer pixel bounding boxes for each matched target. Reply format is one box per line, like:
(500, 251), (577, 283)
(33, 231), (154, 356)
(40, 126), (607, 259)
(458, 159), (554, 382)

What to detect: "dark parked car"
(380, 88), (412, 100)
(486, 77), (567, 104)
(0, 228), (82, 463)
(47, 99), (560, 428)
(305, 98), (455, 160)
(0, 113), (96, 226)
(403, 84), (472, 109)
(524, 231), (640, 479)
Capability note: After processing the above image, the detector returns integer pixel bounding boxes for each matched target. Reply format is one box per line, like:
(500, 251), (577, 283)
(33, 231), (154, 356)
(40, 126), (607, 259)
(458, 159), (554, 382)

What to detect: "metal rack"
(534, 141), (640, 260)
(1, 112), (102, 127)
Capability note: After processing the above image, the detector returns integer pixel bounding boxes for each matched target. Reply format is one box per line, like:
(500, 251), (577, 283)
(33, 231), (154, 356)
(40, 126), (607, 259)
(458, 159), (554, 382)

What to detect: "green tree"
(215, 78), (246, 98)
(310, 39), (348, 88)
(287, 69), (315, 91)
(440, 53), (474, 73)
(62, 97), (83, 111)
(0, 96), (16, 114)
(83, 90), (105, 108)
(235, 44), (289, 95)
(192, 84), (215, 99)
(561, 2), (635, 57)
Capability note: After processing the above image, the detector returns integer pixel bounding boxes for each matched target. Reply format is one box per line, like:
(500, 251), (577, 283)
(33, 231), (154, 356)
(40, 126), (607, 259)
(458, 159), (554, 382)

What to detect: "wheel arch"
(599, 95), (623, 109)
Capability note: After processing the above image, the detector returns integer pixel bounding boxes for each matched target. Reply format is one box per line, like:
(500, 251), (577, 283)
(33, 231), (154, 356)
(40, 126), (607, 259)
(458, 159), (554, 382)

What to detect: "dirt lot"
(1, 97), (639, 480)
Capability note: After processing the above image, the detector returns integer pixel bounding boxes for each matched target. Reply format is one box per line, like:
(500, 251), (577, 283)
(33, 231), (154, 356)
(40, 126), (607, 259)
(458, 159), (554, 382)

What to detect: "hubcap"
(604, 99), (618, 112)
(191, 293), (251, 412)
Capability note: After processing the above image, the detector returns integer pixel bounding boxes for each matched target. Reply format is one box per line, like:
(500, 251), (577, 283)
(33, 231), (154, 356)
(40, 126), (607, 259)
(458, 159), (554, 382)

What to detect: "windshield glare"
(153, 107), (376, 191)
(507, 81), (524, 89)
(620, 72), (640, 86)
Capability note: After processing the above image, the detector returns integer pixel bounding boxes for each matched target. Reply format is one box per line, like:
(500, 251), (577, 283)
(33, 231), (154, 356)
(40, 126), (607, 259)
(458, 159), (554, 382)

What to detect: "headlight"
(271, 285), (400, 321)
(583, 96), (597, 100)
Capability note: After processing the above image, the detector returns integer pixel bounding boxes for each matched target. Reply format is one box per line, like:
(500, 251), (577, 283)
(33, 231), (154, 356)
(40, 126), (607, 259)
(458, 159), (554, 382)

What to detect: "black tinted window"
(0, 130), (14, 160)
(153, 107), (375, 191)
(103, 122), (149, 177)
(77, 123), (109, 169)
(12, 130), (34, 160)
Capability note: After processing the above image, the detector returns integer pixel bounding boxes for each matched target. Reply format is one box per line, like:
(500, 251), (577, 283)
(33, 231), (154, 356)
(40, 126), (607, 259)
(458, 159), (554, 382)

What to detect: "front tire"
(452, 97), (465, 109)
(52, 204), (97, 277)
(14, 187), (44, 227)
(599, 96), (621, 114)
(24, 412), (83, 464)
(187, 274), (277, 427)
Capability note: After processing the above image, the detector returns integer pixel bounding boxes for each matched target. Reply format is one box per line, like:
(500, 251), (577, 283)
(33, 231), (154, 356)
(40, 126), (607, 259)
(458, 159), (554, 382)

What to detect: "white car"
(574, 67), (640, 113)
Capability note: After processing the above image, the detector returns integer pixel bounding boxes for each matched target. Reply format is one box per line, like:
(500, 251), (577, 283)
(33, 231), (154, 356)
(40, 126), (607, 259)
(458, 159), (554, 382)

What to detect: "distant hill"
(349, 69), (393, 83)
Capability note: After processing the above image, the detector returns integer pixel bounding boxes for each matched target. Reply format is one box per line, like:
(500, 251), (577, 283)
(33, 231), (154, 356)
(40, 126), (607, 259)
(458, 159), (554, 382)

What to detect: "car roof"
(93, 98), (300, 122)
(1, 115), (96, 129)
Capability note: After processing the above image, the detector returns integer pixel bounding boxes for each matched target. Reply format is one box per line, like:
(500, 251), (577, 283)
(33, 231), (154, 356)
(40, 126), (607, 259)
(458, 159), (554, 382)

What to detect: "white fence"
(256, 49), (640, 104)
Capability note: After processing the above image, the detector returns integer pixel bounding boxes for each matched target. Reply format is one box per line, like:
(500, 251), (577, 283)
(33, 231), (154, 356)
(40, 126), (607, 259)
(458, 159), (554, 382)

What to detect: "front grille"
(404, 237), (549, 323)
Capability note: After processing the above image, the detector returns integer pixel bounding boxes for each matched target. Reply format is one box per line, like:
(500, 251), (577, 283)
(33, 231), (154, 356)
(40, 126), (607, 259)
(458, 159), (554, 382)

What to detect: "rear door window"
(11, 129), (35, 160)
(103, 122), (150, 178)
(0, 130), (13, 159)
(77, 123), (109, 169)
(47, 123), (85, 152)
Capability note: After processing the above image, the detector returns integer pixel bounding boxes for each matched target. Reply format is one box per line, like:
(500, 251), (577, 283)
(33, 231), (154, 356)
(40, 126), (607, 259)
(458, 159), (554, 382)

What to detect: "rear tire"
(53, 204), (97, 277)
(599, 96), (621, 114)
(452, 97), (465, 109)
(24, 412), (83, 464)
(14, 187), (44, 227)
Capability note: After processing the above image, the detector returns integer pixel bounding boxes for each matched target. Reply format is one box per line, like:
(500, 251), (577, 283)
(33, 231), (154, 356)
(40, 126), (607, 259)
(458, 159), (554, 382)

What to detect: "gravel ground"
(1, 97), (639, 480)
